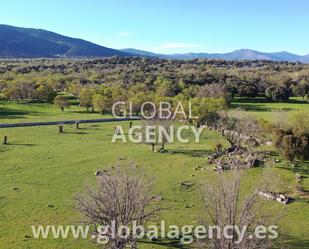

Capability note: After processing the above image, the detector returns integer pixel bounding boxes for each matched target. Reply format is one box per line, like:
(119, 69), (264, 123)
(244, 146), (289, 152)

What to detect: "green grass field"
(0, 100), (309, 248)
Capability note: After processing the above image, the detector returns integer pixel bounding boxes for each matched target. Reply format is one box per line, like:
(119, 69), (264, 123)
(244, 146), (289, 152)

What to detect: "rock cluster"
(258, 191), (293, 205)
(209, 147), (265, 172)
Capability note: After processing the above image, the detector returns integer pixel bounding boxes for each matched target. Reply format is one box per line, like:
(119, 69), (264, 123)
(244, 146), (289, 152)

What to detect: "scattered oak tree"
(36, 84), (56, 103)
(79, 88), (93, 111)
(92, 94), (109, 114)
(273, 128), (309, 162)
(265, 86), (290, 101)
(54, 95), (70, 112)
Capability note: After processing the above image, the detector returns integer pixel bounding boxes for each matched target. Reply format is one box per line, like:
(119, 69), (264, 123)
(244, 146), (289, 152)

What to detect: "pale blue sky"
(1, 0), (308, 54)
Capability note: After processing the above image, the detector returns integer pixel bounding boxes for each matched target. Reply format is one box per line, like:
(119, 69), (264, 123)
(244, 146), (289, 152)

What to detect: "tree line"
(0, 57), (308, 104)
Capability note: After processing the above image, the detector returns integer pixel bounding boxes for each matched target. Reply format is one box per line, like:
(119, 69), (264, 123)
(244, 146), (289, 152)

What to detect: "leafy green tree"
(67, 83), (83, 97)
(273, 128), (309, 162)
(154, 76), (176, 97)
(191, 97), (227, 125)
(238, 84), (259, 98)
(54, 95), (70, 112)
(4, 82), (37, 102)
(197, 84), (232, 105)
(37, 84), (56, 103)
(181, 85), (199, 99)
(110, 85), (127, 102)
(265, 86), (291, 101)
(92, 94), (109, 114)
(292, 80), (309, 98)
(79, 88), (93, 111)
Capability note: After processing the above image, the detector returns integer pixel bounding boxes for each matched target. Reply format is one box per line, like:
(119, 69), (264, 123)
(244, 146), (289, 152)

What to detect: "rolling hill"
(0, 24), (131, 58)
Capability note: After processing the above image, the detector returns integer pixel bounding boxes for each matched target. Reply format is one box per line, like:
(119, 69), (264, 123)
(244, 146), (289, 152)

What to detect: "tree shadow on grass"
(296, 193), (309, 204)
(277, 234), (309, 249)
(68, 125), (101, 131)
(62, 131), (89, 135)
(231, 97), (306, 112)
(167, 149), (213, 157)
(70, 110), (102, 115)
(0, 106), (43, 120)
(140, 235), (309, 249)
(0, 108), (29, 119)
(230, 103), (272, 112)
(139, 238), (189, 249)
(233, 97), (308, 104)
(6, 143), (37, 146)
(277, 164), (309, 176)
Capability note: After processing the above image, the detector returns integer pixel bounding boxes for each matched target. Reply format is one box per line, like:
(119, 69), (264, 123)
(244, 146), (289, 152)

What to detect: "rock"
(194, 166), (203, 170)
(276, 197), (283, 203)
(279, 194), (286, 199)
(259, 191), (293, 205)
(152, 195), (163, 202)
(258, 191), (276, 200)
(185, 204), (194, 208)
(275, 196), (292, 205)
(266, 141), (273, 146)
(296, 174), (303, 180)
(95, 171), (102, 176)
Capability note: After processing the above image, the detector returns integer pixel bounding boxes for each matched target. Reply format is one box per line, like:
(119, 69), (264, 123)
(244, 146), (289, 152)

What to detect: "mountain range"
(0, 24), (128, 58)
(121, 48), (309, 63)
(0, 24), (308, 63)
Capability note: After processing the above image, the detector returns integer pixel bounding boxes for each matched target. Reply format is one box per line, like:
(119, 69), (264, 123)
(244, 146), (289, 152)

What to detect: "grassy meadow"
(0, 99), (309, 249)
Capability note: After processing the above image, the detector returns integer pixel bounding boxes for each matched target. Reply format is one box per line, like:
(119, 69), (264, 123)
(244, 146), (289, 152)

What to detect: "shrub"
(265, 86), (290, 101)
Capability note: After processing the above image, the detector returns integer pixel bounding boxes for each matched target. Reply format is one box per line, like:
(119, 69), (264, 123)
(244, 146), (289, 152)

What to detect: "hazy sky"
(1, 0), (308, 54)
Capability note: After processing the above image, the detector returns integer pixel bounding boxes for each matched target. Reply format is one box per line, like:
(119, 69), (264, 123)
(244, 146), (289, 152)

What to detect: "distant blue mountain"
(118, 48), (160, 57)
(0, 24), (307, 62)
(121, 48), (309, 63)
(0, 24), (131, 58)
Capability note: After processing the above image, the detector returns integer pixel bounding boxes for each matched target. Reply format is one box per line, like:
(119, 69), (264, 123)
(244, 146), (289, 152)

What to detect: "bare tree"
(197, 172), (283, 249)
(75, 165), (160, 249)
